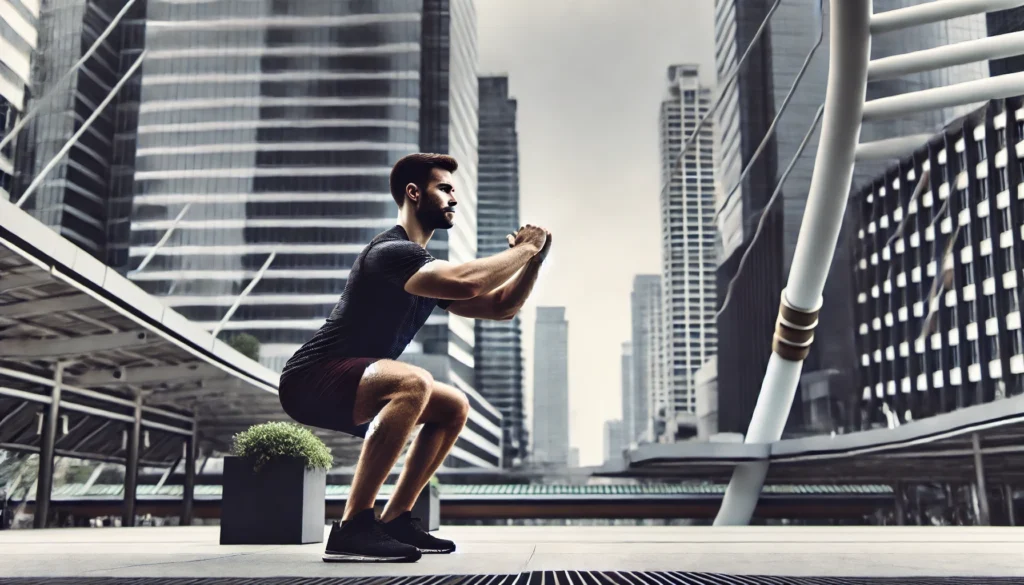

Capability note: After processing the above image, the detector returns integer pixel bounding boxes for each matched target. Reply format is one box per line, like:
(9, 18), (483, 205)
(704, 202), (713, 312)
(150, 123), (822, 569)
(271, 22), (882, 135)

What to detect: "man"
(279, 153), (550, 563)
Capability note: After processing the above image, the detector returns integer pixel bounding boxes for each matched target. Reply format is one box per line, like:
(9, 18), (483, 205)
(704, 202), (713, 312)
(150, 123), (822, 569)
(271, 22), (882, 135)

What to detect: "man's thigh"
(350, 359), (433, 426)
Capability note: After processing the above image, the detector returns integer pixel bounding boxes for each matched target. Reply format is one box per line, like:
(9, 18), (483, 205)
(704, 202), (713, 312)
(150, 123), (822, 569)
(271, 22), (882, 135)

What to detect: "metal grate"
(0, 572), (1019, 584)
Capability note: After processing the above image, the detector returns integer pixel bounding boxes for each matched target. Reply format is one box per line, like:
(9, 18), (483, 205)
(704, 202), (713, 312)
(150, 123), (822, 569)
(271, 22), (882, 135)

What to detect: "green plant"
(228, 333), (261, 362)
(429, 475), (441, 488)
(231, 422), (333, 472)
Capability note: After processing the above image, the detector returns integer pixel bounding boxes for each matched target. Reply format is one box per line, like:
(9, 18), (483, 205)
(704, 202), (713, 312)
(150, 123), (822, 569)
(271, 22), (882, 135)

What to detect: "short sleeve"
(436, 298), (453, 310)
(363, 240), (436, 288)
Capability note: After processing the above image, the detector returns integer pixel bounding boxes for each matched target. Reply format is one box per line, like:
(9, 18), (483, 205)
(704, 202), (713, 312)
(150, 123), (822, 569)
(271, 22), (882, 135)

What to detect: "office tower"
(712, 0), (850, 437)
(631, 274), (665, 444)
(619, 341), (633, 446)
(603, 419), (624, 464)
(12, 0), (124, 257)
(851, 99), (1024, 429)
(475, 75), (526, 467)
(659, 64), (716, 423)
(116, 0), (477, 371)
(532, 306), (569, 465)
(0, 0), (38, 202)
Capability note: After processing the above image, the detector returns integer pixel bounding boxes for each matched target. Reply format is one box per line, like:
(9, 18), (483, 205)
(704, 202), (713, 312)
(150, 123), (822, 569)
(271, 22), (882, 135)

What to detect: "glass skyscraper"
(13, 0), (122, 256)
(475, 74), (525, 467)
(532, 306), (569, 466)
(0, 0), (38, 202)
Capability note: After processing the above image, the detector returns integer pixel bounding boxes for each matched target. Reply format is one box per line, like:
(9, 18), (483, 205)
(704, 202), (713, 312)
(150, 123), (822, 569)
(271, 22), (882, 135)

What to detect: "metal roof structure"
(0, 197), (363, 525)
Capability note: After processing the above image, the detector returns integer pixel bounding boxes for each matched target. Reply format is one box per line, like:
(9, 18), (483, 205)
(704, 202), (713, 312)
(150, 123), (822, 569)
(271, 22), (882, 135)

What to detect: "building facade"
(475, 74), (526, 467)
(603, 419), (624, 464)
(0, 0), (38, 202)
(618, 340), (633, 449)
(851, 99), (1024, 429)
(659, 64), (716, 421)
(532, 306), (569, 465)
(988, 7), (1024, 77)
(13, 0), (123, 257)
(629, 274), (663, 444)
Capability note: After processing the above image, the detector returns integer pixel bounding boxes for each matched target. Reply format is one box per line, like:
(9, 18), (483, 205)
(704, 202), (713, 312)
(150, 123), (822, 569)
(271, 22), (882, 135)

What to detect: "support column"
(972, 433), (991, 525)
(182, 430), (196, 526)
(34, 362), (64, 529)
(893, 483), (906, 525)
(122, 391), (142, 527)
(713, 0), (872, 526)
(1005, 484), (1016, 527)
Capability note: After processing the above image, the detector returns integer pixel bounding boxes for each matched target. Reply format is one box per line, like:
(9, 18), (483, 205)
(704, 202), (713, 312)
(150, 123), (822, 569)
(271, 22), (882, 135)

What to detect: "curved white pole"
(870, 0), (1024, 35)
(713, 0), (873, 526)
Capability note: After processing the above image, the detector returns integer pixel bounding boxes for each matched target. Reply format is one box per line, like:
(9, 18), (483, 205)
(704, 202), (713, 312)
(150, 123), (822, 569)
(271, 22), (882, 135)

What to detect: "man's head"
(390, 153), (459, 230)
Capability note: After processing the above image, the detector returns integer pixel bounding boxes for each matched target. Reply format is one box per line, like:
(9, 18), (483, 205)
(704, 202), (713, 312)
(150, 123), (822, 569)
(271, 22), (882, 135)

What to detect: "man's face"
(413, 168), (457, 230)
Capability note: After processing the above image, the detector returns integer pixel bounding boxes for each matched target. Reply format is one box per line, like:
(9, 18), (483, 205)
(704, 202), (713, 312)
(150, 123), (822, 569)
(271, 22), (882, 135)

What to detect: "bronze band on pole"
(771, 289), (821, 362)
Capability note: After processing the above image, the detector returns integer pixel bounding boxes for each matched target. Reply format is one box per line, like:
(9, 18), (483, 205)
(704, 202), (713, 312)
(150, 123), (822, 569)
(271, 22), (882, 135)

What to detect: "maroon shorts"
(278, 357), (378, 438)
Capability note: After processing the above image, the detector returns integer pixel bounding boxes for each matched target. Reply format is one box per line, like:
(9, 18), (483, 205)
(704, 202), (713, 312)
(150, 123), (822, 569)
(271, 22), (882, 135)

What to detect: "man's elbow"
(460, 279), (486, 299)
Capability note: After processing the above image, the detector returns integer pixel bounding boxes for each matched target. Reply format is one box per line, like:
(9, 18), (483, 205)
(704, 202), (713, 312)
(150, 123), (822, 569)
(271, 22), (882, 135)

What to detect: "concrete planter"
(410, 483), (441, 532)
(220, 456), (325, 545)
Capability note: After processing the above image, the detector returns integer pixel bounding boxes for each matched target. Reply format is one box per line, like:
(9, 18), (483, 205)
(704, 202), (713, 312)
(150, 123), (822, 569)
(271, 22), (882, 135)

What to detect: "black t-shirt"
(282, 225), (451, 376)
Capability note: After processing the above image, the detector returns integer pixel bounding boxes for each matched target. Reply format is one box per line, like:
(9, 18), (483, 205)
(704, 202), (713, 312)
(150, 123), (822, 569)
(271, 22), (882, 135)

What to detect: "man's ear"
(405, 182), (420, 204)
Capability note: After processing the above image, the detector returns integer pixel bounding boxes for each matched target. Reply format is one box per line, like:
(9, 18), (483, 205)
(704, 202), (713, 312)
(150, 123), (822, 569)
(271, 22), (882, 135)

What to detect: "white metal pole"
(868, 31), (1024, 81)
(211, 252), (276, 338)
(855, 134), (934, 161)
(713, 0), (873, 526)
(863, 71), (1024, 122)
(870, 0), (1024, 35)
(131, 202), (192, 273)
(16, 51), (147, 208)
(0, 0), (139, 152)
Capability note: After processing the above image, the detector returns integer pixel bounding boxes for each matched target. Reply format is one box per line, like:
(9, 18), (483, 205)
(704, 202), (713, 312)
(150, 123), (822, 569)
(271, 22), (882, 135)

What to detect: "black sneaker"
(383, 511), (456, 554)
(322, 509), (421, 563)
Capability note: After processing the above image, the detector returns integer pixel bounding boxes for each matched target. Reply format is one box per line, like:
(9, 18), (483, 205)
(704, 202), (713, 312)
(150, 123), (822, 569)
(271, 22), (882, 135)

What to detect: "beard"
(416, 200), (455, 230)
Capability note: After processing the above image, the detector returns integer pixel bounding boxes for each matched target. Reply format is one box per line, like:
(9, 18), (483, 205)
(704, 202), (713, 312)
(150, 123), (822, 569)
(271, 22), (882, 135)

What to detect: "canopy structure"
(0, 197), (362, 526)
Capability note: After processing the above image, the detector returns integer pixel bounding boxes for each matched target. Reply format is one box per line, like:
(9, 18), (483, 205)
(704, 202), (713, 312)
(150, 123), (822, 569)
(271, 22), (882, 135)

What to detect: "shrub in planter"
(220, 422), (333, 545)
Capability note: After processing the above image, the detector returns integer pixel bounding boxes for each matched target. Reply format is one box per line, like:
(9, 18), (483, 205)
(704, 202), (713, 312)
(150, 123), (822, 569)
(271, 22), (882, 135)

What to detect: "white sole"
(322, 552), (419, 563)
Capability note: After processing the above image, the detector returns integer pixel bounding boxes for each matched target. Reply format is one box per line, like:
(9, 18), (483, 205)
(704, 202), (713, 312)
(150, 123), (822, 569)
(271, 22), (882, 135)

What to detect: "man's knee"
(398, 367), (433, 406)
(453, 391), (470, 423)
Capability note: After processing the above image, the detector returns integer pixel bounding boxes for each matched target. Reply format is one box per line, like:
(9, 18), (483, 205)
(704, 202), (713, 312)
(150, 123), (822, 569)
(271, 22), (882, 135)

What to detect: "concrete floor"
(1, 525), (1023, 578)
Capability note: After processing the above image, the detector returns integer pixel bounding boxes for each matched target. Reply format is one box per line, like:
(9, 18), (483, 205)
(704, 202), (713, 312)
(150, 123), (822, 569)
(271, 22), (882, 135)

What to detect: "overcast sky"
(477, 0), (717, 466)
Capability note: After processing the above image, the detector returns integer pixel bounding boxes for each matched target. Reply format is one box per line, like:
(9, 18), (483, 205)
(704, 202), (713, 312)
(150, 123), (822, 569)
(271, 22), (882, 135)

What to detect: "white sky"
(477, 0), (717, 466)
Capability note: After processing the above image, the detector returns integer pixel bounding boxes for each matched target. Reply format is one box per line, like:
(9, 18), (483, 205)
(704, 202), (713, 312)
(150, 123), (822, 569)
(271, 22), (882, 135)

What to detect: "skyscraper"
(0, 0), (38, 202)
(630, 274), (665, 444)
(619, 340), (633, 446)
(475, 74), (526, 467)
(603, 419), (624, 464)
(13, 0), (123, 256)
(532, 306), (569, 466)
(116, 0), (478, 376)
(659, 64), (716, 422)
(988, 7), (1024, 76)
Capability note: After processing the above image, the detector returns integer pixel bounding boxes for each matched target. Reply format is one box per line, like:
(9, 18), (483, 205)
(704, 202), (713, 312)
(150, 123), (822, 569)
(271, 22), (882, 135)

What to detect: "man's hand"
(507, 225), (552, 264)
(506, 224), (547, 255)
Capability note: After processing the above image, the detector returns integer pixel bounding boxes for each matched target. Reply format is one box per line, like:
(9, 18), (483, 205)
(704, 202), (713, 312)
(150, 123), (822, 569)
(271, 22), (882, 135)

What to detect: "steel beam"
(123, 392), (142, 527)
(211, 252), (276, 337)
(856, 134), (935, 161)
(714, 0), (872, 526)
(131, 203), (193, 273)
(70, 363), (223, 387)
(183, 432), (195, 526)
(0, 294), (97, 318)
(0, 271), (50, 294)
(0, 330), (150, 358)
(1006, 484), (1016, 526)
(34, 363), (64, 529)
(869, 0), (1024, 35)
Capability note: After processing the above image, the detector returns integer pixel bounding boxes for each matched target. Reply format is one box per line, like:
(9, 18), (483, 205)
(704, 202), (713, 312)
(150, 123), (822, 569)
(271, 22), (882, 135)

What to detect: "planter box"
(220, 456), (325, 545)
(410, 483), (440, 532)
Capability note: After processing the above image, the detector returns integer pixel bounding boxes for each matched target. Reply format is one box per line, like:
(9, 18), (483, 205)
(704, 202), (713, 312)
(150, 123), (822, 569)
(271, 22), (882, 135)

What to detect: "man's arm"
(447, 231), (551, 320)
(403, 225), (547, 300)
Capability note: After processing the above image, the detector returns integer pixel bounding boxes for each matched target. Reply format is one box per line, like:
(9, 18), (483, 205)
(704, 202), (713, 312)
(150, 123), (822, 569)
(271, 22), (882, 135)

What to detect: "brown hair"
(389, 153), (459, 207)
